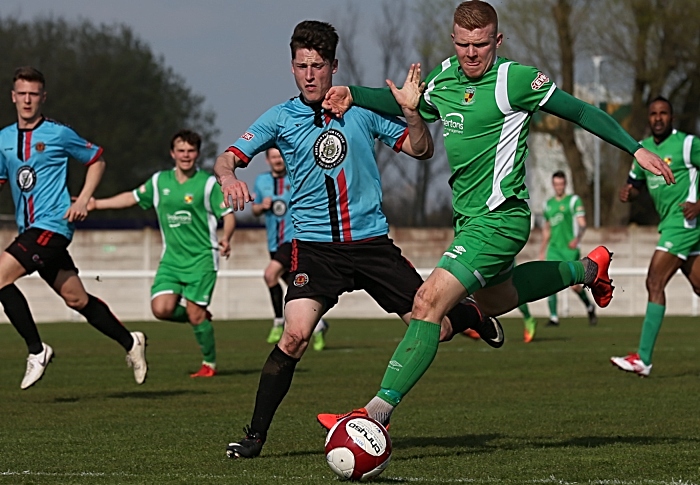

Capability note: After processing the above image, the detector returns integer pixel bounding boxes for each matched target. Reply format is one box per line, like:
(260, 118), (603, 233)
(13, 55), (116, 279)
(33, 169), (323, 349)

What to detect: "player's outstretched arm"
(394, 64), (433, 160)
(214, 151), (252, 211)
(219, 212), (235, 259)
(541, 89), (675, 185)
(65, 158), (106, 222)
(89, 192), (139, 211)
(323, 86), (353, 118)
(323, 85), (406, 119)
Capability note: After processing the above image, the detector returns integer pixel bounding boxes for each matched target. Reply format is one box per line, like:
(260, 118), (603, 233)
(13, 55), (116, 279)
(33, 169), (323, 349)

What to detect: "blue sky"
(1, 0), (390, 188)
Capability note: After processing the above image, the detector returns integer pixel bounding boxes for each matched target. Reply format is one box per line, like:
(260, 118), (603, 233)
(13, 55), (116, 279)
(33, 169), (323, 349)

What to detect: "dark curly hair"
(290, 20), (338, 62)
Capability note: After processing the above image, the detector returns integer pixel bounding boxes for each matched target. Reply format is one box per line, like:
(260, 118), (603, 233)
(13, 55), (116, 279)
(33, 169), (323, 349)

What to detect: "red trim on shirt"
(393, 128), (409, 153)
(225, 146), (251, 164)
(24, 132), (32, 160)
(28, 195), (36, 224)
(324, 112), (332, 125)
(0, 179), (7, 184)
(85, 146), (104, 166)
(336, 169), (352, 241)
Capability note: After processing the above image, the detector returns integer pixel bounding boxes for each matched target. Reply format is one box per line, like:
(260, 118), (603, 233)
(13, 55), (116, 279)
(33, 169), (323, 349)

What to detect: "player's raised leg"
(52, 269), (148, 384)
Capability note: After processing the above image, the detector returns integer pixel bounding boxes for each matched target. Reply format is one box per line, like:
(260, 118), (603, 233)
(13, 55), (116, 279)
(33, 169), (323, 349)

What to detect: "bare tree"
(334, 0), (456, 226)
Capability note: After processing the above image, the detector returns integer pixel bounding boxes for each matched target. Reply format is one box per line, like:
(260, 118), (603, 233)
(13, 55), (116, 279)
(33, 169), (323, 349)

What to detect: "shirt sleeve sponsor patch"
(531, 72), (550, 90)
(241, 132), (255, 141)
(139, 184), (147, 193)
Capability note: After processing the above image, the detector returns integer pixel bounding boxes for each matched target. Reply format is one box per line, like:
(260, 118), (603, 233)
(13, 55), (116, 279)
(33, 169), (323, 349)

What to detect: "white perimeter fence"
(0, 226), (697, 323)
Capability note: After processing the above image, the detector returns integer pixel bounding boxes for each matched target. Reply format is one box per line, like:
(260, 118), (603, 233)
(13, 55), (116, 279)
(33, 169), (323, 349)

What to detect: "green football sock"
(513, 261), (586, 306)
(193, 319), (216, 364)
(638, 302), (665, 365)
(576, 288), (592, 308)
(548, 294), (558, 319)
(518, 304), (531, 319)
(376, 319), (440, 407)
(170, 305), (189, 323)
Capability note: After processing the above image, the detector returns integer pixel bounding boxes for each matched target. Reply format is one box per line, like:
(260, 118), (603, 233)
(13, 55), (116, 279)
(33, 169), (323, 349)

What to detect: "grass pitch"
(0, 316), (699, 484)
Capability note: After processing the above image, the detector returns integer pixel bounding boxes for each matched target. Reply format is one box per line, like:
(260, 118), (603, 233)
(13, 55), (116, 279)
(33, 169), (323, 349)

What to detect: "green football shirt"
(133, 169), (231, 273)
(543, 194), (585, 250)
(629, 130), (700, 231)
(419, 56), (556, 217)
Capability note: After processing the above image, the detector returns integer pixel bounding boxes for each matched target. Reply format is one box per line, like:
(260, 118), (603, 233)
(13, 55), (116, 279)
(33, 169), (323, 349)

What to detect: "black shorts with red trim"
(269, 242), (293, 270)
(286, 235), (423, 315)
(6, 228), (78, 285)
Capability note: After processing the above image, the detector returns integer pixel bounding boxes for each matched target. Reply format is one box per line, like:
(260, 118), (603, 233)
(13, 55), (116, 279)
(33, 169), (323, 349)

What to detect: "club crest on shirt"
(35, 142), (46, 153)
(293, 272), (309, 287)
(16, 166), (36, 192)
(531, 72), (550, 90)
(663, 156), (672, 165)
(272, 199), (287, 216)
(184, 193), (194, 204)
(463, 86), (475, 105)
(313, 129), (347, 169)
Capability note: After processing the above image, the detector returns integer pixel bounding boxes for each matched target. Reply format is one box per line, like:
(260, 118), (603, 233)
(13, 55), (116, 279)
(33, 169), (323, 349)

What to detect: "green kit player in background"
(318, 0), (675, 429)
(540, 171), (596, 330)
(611, 96), (700, 377)
(88, 130), (235, 377)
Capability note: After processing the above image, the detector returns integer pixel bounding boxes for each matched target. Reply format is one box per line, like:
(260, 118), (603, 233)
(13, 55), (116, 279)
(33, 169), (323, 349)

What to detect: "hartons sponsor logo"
(442, 112), (464, 136)
(167, 210), (192, 228)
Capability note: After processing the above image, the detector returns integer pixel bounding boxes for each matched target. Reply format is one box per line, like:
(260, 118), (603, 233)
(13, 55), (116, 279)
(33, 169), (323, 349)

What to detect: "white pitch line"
(1, 471), (696, 484)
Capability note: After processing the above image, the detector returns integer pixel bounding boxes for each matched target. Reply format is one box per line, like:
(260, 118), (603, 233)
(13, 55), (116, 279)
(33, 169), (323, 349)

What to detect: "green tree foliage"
(0, 16), (218, 222)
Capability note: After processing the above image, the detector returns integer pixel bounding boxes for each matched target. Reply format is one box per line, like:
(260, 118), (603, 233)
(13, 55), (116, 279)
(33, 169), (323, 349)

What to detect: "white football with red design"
(324, 416), (392, 481)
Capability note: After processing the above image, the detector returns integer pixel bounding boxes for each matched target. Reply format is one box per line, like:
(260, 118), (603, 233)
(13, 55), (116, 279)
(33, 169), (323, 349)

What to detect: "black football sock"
(249, 345), (300, 439)
(445, 301), (482, 340)
(78, 294), (134, 351)
(269, 284), (284, 319)
(0, 284), (43, 354)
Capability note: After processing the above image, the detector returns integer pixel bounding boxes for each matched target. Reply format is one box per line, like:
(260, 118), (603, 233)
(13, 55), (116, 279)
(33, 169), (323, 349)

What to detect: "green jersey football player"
(88, 130), (235, 377)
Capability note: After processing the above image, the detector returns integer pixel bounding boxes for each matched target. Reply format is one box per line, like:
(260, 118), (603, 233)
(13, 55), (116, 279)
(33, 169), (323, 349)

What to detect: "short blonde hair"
(454, 1), (499, 32)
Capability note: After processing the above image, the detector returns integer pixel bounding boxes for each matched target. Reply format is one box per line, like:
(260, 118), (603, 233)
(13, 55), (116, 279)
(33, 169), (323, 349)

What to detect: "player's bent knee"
(411, 288), (439, 320)
(279, 331), (309, 357)
(65, 295), (88, 311)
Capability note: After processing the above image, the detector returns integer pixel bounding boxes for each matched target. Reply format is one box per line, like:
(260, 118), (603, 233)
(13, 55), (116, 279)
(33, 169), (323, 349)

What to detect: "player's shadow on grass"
(106, 390), (210, 399)
(215, 368), (266, 377)
(531, 435), (700, 448)
(388, 433), (502, 460)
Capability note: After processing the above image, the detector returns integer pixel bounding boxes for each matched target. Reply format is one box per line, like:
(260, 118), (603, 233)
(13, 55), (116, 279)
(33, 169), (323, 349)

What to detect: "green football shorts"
(657, 226), (700, 260)
(437, 198), (531, 295)
(151, 265), (218, 306)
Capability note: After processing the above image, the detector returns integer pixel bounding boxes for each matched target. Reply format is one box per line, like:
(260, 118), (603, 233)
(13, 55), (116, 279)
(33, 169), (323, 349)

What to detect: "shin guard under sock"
(250, 345), (300, 438)
(78, 295), (133, 351)
(0, 284), (42, 354)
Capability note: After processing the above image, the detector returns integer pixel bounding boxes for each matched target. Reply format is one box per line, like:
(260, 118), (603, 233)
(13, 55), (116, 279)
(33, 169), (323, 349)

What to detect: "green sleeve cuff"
(349, 86), (404, 117)
(541, 89), (642, 155)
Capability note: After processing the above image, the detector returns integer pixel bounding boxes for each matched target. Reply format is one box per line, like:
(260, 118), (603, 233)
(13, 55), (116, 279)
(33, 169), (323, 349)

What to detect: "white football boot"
(21, 343), (54, 390)
(126, 332), (148, 384)
(610, 353), (652, 377)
